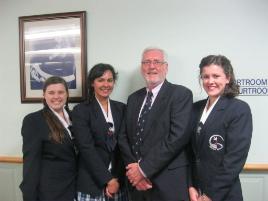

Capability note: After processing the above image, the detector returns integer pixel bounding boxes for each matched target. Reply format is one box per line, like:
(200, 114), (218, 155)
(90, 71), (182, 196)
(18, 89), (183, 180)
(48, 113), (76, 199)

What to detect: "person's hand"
(135, 178), (152, 191)
(189, 186), (199, 201)
(105, 178), (119, 198)
(202, 194), (212, 201)
(197, 194), (212, 201)
(126, 163), (144, 186)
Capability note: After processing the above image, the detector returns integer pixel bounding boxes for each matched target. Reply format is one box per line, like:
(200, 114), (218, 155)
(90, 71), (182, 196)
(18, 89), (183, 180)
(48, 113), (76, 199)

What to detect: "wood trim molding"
(243, 163), (268, 171)
(0, 156), (22, 163)
(0, 156), (268, 171)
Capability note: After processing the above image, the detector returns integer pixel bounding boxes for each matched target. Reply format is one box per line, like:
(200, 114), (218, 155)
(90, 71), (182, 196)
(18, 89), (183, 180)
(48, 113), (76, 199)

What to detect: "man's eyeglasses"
(141, 60), (166, 67)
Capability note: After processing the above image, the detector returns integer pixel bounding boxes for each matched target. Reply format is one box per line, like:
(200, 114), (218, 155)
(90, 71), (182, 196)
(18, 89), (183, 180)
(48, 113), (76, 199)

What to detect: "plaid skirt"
(77, 189), (129, 201)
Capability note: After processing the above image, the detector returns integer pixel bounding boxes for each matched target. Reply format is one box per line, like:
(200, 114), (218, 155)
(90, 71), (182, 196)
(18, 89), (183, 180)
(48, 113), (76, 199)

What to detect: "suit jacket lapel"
(142, 81), (169, 141)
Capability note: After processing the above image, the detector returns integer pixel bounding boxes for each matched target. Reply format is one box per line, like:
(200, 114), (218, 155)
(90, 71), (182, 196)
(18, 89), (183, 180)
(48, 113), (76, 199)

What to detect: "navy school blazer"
(20, 109), (77, 201)
(72, 98), (126, 196)
(190, 96), (252, 201)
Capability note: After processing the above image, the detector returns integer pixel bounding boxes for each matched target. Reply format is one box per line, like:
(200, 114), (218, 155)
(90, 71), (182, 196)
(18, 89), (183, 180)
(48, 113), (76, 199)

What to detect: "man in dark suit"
(118, 47), (193, 201)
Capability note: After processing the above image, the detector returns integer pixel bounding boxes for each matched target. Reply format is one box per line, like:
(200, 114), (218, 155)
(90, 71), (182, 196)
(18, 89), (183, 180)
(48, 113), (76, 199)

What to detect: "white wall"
(0, 0), (268, 164)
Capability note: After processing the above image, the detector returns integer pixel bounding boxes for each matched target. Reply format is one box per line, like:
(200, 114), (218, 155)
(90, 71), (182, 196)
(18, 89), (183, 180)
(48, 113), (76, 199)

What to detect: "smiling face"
(92, 70), (114, 101)
(141, 49), (168, 90)
(43, 83), (68, 113)
(201, 64), (230, 102)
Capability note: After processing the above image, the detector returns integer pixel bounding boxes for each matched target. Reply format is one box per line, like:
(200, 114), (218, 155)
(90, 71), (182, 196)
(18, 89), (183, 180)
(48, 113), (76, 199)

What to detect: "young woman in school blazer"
(20, 76), (77, 201)
(72, 63), (128, 201)
(189, 55), (252, 201)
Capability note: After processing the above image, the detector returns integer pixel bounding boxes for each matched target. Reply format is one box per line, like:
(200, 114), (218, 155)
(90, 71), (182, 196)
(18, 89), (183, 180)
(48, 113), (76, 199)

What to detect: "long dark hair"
(87, 63), (118, 103)
(199, 55), (240, 98)
(42, 76), (71, 143)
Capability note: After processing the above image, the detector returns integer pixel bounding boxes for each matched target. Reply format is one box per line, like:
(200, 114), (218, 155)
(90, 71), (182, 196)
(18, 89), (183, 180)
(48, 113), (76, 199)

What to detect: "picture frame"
(19, 11), (87, 103)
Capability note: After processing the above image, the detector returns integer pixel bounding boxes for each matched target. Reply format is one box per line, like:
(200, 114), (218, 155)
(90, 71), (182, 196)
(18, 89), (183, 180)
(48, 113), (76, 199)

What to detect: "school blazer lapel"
(198, 97), (228, 151)
(91, 98), (109, 136)
(202, 97), (227, 131)
(91, 98), (122, 139)
(110, 100), (120, 136)
(193, 101), (205, 151)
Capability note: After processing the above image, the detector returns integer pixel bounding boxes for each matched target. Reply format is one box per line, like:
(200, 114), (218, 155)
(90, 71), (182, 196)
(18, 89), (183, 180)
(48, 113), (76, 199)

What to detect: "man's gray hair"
(141, 47), (168, 62)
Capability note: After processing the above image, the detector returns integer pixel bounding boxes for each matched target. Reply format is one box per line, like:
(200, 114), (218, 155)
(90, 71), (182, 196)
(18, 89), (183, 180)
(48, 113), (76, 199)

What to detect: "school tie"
(105, 122), (116, 152)
(133, 91), (153, 160)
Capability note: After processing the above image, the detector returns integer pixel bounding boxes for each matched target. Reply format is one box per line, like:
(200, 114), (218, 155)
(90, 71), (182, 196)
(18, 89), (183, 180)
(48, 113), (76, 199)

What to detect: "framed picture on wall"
(19, 11), (87, 103)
